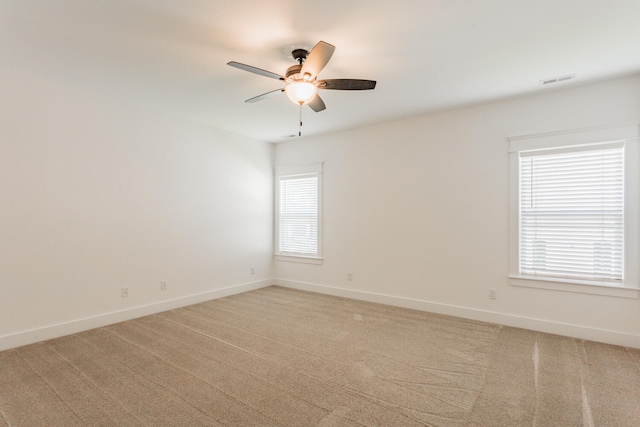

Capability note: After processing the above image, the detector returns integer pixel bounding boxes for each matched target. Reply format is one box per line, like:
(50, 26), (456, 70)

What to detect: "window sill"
(509, 275), (639, 299)
(275, 255), (323, 265)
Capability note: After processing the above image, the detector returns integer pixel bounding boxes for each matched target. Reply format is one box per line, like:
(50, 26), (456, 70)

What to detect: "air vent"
(541, 74), (576, 85)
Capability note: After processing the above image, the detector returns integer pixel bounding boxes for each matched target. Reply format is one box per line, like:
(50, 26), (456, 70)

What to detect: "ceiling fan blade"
(245, 88), (284, 103)
(300, 41), (335, 80)
(228, 61), (285, 80)
(308, 94), (326, 112)
(317, 79), (377, 90)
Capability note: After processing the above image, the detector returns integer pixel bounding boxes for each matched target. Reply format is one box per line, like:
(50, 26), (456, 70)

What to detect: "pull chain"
(298, 104), (303, 137)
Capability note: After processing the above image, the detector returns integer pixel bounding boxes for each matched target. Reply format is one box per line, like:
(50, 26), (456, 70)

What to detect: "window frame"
(508, 125), (639, 298)
(274, 163), (323, 264)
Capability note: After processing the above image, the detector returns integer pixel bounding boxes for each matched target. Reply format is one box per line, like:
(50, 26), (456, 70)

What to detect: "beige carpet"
(0, 285), (638, 426)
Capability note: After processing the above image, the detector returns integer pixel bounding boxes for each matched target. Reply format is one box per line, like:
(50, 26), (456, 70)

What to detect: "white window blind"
(278, 173), (319, 257)
(519, 144), (624, 282)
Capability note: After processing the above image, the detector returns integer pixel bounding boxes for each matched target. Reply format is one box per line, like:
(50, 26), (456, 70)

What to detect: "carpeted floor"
(0, 285), (639, 426)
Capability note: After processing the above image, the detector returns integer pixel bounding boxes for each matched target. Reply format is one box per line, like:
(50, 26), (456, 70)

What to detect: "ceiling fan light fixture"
(285, 81), (317, 105)
(228, 40), (375, 113)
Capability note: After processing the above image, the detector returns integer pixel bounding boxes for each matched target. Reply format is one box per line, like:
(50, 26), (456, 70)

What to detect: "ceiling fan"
(227, 41), (376, 112)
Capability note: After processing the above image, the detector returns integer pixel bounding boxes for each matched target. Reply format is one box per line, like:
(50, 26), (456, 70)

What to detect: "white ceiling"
(2, 1), (639, 142)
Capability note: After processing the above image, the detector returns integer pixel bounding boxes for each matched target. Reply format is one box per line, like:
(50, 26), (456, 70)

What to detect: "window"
(509, 125), (639, 296)
(519, 144), (624, 282)
(275, 164), (322, 262)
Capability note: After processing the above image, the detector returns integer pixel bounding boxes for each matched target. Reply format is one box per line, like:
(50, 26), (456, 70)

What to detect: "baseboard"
(0, 279), (273, 352)
(5, 278), (637, 351)
(275, 278), (640, 349)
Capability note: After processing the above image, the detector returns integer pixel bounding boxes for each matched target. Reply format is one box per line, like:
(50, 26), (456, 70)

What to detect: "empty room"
(1, 1), (639, 426)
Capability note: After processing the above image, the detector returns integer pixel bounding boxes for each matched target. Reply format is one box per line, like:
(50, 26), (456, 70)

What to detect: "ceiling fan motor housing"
(286, 64), (302, 78)
(287, 49), (315, 81)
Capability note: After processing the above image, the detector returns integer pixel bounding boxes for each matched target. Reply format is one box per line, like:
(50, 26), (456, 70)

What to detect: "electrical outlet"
(489, 289), (497, 300)
(121, 287), (129, 298)
(347, 272), (353, 281)
(160, 280), (167, 290)
(250, 267), (255, 275)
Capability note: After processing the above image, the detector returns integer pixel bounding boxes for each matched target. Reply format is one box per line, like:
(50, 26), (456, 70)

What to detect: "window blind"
(519, 145), (624, 282)
(278, 173), (319, 257)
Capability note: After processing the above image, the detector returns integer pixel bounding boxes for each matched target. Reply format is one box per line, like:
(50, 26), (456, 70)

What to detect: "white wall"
(0, 68), (274, 350)
(2, 67), (638, 351)
(275, 75), (640, 348)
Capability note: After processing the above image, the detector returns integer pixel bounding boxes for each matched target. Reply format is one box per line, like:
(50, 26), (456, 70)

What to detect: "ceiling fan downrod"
(291, 48), (308, 65)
